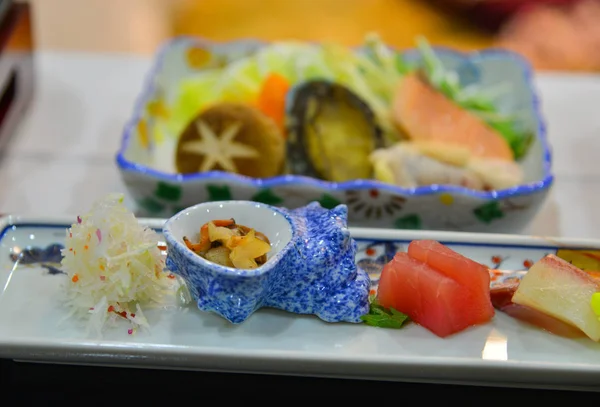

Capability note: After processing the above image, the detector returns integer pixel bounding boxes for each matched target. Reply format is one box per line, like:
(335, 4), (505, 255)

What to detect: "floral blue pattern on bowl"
(162, 200), (370, 324)
(116, 36), (553, 233)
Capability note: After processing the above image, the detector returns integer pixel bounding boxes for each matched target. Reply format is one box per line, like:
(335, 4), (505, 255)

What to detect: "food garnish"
(591, 292), (600, 319)
(60, 193), (176, 337)
(361, 299), (410, 329)
(183, 219), (271, 269)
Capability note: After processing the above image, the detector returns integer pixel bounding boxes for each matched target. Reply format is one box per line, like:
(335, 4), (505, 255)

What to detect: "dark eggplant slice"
(285, 80), (384, 182)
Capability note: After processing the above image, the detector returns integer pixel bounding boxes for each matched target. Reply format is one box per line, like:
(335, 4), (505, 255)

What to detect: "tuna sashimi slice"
(378, 252), (494, 338)
(408, 240), (495, 321)
(407, 239), (491, 295)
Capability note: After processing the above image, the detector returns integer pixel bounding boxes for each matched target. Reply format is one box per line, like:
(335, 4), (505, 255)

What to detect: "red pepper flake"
(69, 232), (72, 238)
(167, 274), (175, 279)
(157, 244), (167, 251)
(127, 329), (133, 335)
(369, 189), (379, 198)
(69, 248), (73, 252)
(365, 248), (376, 256)
(89, 307), (94, 310)
(96, 228), (102, 243)
(71, 274), (79, 283)
(109, 309), (128, 319)
(131, 313), (136, 318)
(100, 275), (105, 281)
(84, 245), (89, 250)
(523, 259), (534, 268)
(99, 265), (105, 271)
(369, 289), (376, 296)
(491, 256), (502, 264)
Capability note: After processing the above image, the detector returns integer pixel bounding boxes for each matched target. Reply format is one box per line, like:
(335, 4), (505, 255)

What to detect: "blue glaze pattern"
(10, 243), (66, 275)
(164, 202), (371, 324)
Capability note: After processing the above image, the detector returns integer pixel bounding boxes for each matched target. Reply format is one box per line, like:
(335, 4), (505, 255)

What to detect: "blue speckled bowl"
(117, 36), (552, 233)
(162, 200), (370, 324)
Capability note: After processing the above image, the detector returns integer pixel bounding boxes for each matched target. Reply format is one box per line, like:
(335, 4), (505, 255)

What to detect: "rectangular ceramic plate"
(1, 215), (600, 391)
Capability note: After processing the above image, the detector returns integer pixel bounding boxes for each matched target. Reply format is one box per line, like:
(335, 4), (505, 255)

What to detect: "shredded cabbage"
(60, 193), (175, 337)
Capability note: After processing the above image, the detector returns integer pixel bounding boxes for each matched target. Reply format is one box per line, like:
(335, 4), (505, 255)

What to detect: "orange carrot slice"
(257, 73), (290, 135)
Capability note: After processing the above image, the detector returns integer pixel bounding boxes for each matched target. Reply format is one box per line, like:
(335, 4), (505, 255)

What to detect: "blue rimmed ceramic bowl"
(116, 36), (552, 234)
(162, 200), (370, 324)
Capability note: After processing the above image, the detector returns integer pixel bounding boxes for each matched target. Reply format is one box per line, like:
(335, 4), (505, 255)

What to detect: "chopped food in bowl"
(116, 33), (552, 233)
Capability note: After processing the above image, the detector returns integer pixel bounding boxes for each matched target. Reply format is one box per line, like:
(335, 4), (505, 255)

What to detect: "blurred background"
(0, 0), (598, 235)
(24, 0), (600, 72)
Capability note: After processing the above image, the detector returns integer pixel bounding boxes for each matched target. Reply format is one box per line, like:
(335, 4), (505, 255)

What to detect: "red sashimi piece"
(490, 283), (585, 338)
(378, 252), (493, 338)
(407, 239), (495, 320)
(407, 240), (491, 294)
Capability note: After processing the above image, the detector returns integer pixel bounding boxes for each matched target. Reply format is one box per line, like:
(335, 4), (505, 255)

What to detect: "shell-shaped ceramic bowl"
(162, 200), (370, 324)
(117, 36), (552, 234)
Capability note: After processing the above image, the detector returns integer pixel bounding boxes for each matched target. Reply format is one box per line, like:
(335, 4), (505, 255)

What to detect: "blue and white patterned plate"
(116, 37), (553, 234)
(2, 215), (600, 391)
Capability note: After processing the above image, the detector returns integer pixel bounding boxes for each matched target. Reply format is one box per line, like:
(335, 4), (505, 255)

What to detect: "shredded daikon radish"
(60, 193), (173, 337)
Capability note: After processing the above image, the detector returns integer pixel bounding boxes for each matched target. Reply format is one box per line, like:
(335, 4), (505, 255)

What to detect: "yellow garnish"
(591, 293), (600, 319)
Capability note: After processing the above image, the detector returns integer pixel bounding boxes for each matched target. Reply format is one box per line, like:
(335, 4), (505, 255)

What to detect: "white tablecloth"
(0, 51), (598, 239)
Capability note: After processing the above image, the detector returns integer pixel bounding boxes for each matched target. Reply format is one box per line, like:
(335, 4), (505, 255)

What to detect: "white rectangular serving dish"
(1, 215), (600, 391)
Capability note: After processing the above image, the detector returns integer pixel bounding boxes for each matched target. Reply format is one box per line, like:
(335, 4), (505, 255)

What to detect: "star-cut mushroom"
(181, 120), (259, 173)
(175, 103), (285, 178)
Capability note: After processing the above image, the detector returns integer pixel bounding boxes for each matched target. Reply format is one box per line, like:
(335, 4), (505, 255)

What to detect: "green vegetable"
(360, 299), (410, 329)
(591, 293), (600, 319)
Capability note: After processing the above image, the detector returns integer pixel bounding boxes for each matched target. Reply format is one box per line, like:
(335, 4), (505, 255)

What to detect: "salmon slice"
(391, 73), (514, 161)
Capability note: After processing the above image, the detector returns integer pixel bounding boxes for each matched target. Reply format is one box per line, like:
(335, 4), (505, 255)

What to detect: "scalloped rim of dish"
(162, 200), (297, 277)
(115, 36), (554, 200)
